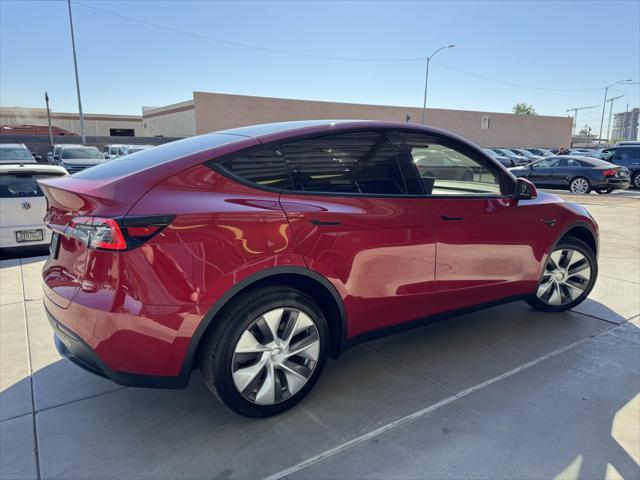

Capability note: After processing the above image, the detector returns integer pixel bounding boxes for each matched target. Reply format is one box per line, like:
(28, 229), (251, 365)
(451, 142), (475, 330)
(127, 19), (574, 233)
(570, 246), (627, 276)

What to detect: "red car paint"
(39, 120), (598, 386)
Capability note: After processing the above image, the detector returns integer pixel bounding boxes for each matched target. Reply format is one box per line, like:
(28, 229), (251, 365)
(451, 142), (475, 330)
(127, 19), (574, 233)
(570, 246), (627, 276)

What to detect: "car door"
(393, 132), (546, 314)
(277, 130), (439, 338)
(528, 157), (562, 186)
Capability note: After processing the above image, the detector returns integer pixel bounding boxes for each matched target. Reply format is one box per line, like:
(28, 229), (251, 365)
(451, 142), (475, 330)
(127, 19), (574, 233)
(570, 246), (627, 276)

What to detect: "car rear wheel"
(632, 172), (640, 189)
(526, 237), (597, 312)
(569, 177), (591, 194)
(199, 286), (328, 417)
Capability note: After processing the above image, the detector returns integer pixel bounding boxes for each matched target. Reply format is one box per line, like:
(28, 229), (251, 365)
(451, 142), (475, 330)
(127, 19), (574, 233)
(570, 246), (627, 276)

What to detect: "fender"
(535, 219), (598, 283)
(179, 266), (347, 376)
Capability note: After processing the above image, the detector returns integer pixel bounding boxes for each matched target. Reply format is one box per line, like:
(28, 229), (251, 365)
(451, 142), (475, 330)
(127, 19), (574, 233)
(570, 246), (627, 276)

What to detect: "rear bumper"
(603, 178), (631, 190)
(46, 304), (190, 389)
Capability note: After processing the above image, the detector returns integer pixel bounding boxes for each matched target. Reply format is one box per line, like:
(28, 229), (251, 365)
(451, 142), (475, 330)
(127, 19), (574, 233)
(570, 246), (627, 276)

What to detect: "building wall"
(142, 100), (196, 137)
(0, 107), (143, 136)
(192, 92), (573, 148)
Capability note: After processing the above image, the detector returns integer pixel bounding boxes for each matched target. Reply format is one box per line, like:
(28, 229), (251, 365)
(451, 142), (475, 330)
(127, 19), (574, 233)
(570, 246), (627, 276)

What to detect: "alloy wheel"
(570, 178), (589, 194)
(634, 174), (640, 189)
(231, 307), (320, 405)
(536, 248), (592, 306)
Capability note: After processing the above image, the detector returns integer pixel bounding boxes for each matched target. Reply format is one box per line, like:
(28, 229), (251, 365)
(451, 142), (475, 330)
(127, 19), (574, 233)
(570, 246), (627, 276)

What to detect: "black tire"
(569, 177), (591, 194)
(526, 236), (598, 312)
(632, 172), (640, 190)
(199, 285), (329, 417)
(596, 188), (611, 194)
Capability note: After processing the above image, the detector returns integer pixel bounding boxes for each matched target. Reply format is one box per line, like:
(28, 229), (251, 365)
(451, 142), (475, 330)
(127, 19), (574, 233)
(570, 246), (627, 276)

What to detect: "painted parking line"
(263, 323), (624, 480)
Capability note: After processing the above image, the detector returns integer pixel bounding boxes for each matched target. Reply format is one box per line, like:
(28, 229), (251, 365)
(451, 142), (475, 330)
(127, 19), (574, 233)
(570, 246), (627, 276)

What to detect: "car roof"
(0, 143), (28, 148)
(0, 163), (67, 174)
(60, 145), (98, 149)
(547, 155), (612, 166)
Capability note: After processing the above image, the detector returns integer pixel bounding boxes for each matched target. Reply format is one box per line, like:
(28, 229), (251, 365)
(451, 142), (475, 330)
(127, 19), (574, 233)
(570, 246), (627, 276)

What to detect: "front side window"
(395, 133), (503, 196)
(533, 157), (562, 168)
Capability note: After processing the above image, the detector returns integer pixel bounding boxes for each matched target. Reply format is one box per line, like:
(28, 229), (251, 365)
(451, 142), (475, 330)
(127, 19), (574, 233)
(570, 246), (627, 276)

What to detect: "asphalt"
(0, 195), (638, 480)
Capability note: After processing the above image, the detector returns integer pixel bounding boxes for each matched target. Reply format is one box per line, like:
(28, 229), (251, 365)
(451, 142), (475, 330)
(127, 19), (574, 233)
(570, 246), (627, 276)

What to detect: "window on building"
(110, 128), (135, 137)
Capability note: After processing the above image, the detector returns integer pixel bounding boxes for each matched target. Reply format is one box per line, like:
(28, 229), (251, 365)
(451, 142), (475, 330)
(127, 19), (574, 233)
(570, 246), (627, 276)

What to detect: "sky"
(1, 0), (639, 132)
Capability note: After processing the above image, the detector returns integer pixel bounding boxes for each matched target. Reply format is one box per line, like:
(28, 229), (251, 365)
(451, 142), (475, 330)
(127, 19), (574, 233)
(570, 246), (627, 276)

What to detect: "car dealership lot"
(1, 196), (639, 480)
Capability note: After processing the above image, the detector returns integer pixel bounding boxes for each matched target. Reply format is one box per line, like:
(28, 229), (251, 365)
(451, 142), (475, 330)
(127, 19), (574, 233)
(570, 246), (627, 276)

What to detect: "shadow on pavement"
(1, 298), (638, 479)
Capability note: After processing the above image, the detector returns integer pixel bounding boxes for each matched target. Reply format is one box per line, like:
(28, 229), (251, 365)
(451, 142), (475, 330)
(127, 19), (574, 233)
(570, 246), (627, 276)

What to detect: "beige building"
(0, 107), (143, 137)
(2, 92), (573, 147)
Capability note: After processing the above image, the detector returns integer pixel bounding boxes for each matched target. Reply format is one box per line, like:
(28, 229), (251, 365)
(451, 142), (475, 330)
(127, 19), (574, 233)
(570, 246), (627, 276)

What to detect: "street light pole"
(598, 79), (632, 146)
(421, 44), (455, 124)
(67, 0), (86, 145)
(44, 92), (54, 147)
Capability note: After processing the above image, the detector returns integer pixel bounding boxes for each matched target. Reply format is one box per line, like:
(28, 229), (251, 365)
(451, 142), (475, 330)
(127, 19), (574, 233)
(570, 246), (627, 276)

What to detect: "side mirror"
(516, 178), (537, 200)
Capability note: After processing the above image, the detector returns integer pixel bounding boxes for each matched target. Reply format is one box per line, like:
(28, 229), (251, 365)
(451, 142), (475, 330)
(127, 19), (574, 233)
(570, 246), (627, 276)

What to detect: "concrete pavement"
(1, 197), (638, 480)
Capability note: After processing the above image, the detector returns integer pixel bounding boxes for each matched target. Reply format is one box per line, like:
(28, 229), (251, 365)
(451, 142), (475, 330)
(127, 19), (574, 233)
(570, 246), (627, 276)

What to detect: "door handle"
(310, 219), (341, 226)
(441, 215), (464, 221)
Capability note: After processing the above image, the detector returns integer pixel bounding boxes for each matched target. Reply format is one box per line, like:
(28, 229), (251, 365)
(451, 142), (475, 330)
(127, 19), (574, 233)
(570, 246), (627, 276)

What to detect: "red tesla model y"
(40, 120), (598, 416)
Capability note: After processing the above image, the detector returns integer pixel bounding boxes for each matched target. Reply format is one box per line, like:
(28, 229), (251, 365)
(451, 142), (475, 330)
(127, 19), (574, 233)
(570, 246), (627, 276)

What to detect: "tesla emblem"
(21, 202), (32, 210)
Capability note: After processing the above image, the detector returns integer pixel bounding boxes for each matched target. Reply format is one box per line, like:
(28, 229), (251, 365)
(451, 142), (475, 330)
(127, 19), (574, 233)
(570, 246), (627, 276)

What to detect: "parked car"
(509, 148), (544, 162)
(525, 148), (554, 157)
(599, 145), (640, 189)
(509, 155), (630, 194)
(40, 120), (599, 417)
(0, 143), (37, 164)
(52, 145), (106, 174)
(47, 144), (83, 164)
(120, 144), (155, 156)
(102, 144), (127, 160)
(491, 148), (530, 166)
(0, 163), (67, 250)
(483, 148), (515, 167)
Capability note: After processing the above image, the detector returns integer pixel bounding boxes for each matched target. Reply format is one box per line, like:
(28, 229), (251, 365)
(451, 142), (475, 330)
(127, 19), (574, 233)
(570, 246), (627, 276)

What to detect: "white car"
(0, 163), (67, 249)
(102, 144), (155, 159)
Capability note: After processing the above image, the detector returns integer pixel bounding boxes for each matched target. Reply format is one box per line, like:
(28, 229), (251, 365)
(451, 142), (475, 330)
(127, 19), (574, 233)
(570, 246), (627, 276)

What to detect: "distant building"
(1, 91), (573, 147)
(611, 108), (639, 141)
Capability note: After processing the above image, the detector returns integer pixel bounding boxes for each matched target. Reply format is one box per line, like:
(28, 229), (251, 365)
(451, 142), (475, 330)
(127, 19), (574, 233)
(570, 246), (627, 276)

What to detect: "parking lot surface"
(1, 195), (639, 480)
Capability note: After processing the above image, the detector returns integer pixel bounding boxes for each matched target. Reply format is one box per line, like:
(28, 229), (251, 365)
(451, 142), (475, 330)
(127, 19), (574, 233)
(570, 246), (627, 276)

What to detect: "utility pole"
(605, 95), (624, 143)
(44, 92), (54, 147)
(67, 0), (86, 145)
(422, 44), (455, 124)
(566, 105), (598, 136)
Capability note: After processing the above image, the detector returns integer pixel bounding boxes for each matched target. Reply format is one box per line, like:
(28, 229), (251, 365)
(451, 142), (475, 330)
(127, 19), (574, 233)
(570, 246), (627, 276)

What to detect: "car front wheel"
(527, 237), (597, 312)
(199, 286), (328, 417)
(632, 172), (640, 189)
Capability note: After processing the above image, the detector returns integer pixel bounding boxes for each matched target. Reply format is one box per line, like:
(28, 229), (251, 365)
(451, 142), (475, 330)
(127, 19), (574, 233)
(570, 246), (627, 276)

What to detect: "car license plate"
(15, 229), (44, 243)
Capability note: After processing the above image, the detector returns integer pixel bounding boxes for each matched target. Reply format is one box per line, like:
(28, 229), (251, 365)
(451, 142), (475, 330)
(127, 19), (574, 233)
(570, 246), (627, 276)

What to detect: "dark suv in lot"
(39, 120), (599, 417)
(599, 145), (640, 189)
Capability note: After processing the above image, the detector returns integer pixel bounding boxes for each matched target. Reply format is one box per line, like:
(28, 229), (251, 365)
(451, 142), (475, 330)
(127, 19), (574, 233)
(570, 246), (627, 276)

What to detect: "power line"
(73, 0), (608, 93)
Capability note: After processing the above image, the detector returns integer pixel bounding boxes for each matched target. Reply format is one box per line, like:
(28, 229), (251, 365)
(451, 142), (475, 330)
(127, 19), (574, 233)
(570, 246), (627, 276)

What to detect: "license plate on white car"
(15, 229), (44, 243)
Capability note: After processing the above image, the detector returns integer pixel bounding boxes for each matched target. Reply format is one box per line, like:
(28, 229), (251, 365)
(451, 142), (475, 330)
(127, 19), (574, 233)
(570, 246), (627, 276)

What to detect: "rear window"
(0, 172), (65, 198)
(73, 134), (242, 180)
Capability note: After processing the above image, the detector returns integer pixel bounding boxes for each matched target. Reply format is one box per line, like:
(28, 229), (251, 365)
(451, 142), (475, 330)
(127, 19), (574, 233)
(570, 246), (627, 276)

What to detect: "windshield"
(0, 148), (35, 162)
(61, 148), (103, 160)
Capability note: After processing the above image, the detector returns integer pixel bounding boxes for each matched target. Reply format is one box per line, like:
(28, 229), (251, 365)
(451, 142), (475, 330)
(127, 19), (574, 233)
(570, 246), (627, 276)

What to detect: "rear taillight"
(51, 215), (174, 251)
(602, 169), (618, 176)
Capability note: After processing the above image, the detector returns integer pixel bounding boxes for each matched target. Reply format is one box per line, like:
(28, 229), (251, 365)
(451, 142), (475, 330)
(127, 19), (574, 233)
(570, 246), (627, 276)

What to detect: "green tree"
(512, 103), (537, 115)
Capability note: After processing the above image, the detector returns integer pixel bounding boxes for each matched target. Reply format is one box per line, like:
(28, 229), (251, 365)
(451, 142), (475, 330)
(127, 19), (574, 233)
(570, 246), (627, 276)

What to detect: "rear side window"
(222, 148), (294, 189)
(279, 132), (416, 195)
(219, 131), (422, 195)
(0, 173), (65, 198)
